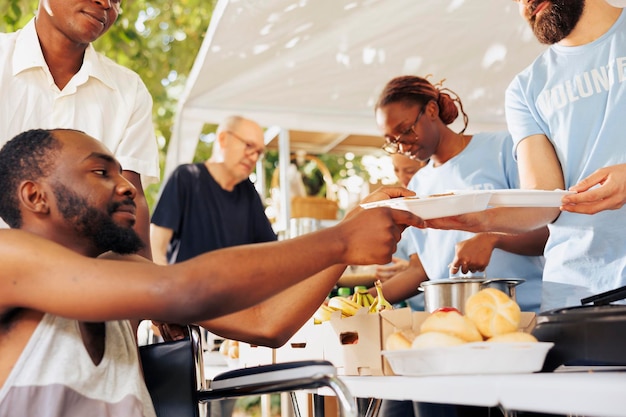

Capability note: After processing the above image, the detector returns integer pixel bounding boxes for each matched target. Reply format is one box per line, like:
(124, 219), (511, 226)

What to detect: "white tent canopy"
(166, 0), (549, 178)
(165, 0), (552, 227)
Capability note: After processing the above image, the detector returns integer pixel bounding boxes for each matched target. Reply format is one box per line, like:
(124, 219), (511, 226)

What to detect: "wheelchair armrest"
(199, 360), (357, 417)
(209, 360), (335, 389)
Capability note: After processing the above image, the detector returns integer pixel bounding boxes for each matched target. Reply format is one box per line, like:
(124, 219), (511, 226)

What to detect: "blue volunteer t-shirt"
(505, 9), (626, 310)
(407, 131), (544, 312)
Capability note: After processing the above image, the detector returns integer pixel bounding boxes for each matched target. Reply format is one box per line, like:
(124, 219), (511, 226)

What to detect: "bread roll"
(411, 331), (467, 348)
(385, 329), (418, 350)
(419, 309), (483, 342)
(487, 331), (537, 343)
(465, 288), (521, 338)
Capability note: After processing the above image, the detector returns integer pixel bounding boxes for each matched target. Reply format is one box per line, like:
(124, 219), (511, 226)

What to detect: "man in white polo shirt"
(0, 0), (159, 259)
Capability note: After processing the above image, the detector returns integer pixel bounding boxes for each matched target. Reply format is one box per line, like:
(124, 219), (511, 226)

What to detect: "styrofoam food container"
(487, 189), (575, 207)
(383, 342), (554, 376)
(360, 192), (492, 220)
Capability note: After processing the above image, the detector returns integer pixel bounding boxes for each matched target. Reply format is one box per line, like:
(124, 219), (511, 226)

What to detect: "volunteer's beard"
(530, 0), (585, 45)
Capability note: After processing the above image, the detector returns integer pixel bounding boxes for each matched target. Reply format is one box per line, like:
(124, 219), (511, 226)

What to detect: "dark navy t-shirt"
(151, 163), (277, 263)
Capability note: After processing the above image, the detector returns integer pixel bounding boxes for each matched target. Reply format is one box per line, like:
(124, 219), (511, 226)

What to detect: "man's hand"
(338, 207), (423, 266)
(344, 185), (416, 221)
(424, 211), (486, 233)
(562, 164), (626, 214)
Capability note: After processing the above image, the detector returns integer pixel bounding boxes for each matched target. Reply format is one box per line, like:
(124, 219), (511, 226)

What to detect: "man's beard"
(53, 183), (144, 255)
(529, 0), (585, 45)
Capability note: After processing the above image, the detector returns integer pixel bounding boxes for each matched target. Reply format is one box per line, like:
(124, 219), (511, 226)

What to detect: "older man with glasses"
(151, 115), (275, 267)
(150, 114), (275, 417)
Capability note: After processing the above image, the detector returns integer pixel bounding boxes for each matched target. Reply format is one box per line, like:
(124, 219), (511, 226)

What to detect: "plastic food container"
(360, 192), (492, 220)
(383, 342), (554, 376)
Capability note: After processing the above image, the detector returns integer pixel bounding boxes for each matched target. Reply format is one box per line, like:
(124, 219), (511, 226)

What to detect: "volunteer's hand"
(562, 164), (626, 214)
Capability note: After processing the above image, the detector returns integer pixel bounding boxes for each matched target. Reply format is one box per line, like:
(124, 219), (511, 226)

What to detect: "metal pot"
(419, 277), (525, 314)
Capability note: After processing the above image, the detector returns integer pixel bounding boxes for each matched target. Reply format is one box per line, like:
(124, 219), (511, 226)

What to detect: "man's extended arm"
(0, 204), (422, 327)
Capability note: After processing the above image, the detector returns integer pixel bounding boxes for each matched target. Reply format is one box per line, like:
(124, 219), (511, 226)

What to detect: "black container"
(532, 286), (626, 372)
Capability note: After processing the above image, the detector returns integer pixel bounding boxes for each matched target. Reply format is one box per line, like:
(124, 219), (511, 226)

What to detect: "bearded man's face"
(53, 183), (144, 255)
(524, 0), (585, 45)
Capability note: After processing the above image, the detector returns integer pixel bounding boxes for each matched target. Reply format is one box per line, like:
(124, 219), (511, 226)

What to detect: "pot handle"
(480, 278), (525, 288)
(448, 270), (487, 280)
(580, 285), (626, 306)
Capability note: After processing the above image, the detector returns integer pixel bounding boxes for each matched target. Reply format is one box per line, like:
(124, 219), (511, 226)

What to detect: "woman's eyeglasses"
(381, 107), (425, 155)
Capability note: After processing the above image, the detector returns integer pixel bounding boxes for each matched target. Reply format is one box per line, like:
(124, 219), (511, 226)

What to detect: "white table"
(335, 371), (626, 417)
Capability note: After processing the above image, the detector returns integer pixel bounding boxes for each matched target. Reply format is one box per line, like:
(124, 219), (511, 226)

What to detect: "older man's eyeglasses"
(227, 131), (265, 159)
(381, 107), (425, 155)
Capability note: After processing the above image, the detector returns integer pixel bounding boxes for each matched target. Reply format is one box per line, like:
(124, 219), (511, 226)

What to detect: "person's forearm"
(491, 227), (549, 256)
(149, 224), (174, 265)
(424, 206), (559, 236)
(151, 250), (168, 265)
(198, 264), (347, 348)
(482, 206), (559, 234)
(167, 229), (350, 321)
(4, 196), (419, 325)
(368, 256), (427, 304)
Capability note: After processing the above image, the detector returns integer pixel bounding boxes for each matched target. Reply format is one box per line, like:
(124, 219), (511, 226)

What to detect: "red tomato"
(433, 307), (461, 314)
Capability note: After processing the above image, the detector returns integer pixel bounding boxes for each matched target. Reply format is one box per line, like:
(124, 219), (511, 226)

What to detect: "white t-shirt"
(505, 10), (626, 310)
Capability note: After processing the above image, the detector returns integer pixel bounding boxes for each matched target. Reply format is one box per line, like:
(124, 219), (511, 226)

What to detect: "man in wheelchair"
(0, 128), (420, 416)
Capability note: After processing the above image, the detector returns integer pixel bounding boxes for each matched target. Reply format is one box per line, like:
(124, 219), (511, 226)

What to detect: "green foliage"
(1, 0), (37, 28)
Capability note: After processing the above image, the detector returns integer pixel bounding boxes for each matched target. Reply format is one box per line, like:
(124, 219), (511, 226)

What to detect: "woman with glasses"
(372, 75), (549, 417)
(373, 75), (546, 312)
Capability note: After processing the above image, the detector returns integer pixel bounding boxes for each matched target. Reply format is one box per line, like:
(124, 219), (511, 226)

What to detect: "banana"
(361, 292), (371, 308)
(369, 280), (394, 313)
(313, 304), (338, 323)
(352, 287), (373, 308)
(328, 296), (362, 316)
(368, 298), (378, 313)
(354, 291), (364, 307)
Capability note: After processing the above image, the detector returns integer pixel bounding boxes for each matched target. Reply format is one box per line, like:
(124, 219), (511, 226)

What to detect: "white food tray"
(360, 192), (492, 220)
(487, 189), (575, 207)
(383, 342), (554, 376)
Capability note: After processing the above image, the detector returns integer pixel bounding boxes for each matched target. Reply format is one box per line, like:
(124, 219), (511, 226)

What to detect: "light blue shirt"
(505, 10), (626, 310)
(407, 131), (544, 312)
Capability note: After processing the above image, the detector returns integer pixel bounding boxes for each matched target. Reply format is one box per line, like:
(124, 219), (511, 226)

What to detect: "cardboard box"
(274, 318), (325, 363)
(320, 308), (536, 376)
(321, 307), (414, 376)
